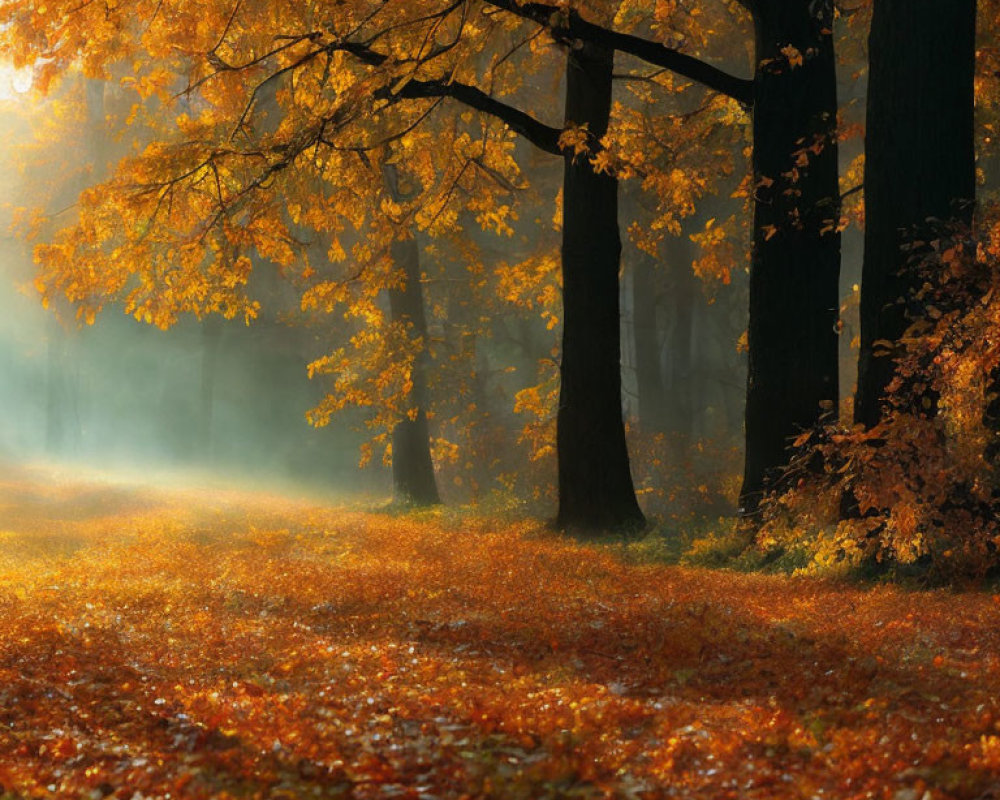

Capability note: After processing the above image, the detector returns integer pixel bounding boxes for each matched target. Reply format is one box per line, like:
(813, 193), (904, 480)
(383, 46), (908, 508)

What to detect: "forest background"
(0, 0), (996, 580)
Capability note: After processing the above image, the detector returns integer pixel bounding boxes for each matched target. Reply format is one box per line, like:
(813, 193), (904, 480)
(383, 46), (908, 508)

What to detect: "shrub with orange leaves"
(760, 211), (1000, 582)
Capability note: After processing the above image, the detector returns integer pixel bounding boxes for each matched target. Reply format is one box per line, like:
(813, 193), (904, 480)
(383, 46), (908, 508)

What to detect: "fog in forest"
(0, 140), (368, 496)
(0, 280), (369, 494)
(0, 214), (750, 508)
(0, 181), (754, 514)
(0, 43), (869, 518)
(0, 57), (861, 516)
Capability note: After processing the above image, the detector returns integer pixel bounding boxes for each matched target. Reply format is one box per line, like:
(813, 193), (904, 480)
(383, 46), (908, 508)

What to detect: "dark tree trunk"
(739, 0), (842, 518)
(854, 0), (976, 428)
(556, 43), (645, 532)
(663, 235), (696, 444)
(632, 251), (668, 433)
(384, 167), (441, 506)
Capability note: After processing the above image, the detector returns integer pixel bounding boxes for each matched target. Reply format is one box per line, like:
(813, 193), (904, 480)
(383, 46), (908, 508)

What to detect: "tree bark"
(556, 43), (645, 532)
(854, 0), (976, 428)
(632, 250), (668, 433)
(739, 0), (842, 518)
(384, 167), (441, 507)
(663, 235), (696, 444)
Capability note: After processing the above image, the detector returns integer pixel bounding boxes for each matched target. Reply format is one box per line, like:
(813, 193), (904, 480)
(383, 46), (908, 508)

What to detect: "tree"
(555, 41), (643, 530)
(737, 0), (842, 518)
(487, 1), (843, 521)
(854, 0), (977, 427)
(383, 163), (442, 506)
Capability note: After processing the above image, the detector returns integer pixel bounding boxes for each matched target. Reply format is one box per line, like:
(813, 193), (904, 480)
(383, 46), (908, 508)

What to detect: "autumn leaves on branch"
(2, 0), (994, 554)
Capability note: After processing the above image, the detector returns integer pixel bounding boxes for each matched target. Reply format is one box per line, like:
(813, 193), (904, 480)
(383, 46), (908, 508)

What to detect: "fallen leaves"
(0, 468), (998, 798)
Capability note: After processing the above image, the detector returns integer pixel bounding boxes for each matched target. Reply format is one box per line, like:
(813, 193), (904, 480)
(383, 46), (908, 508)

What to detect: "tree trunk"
(663, 234), (696, 444)
(632, 250), (668, 433)
(384, 167), (441, 506)
(556, 43), (645, 532)
(739, 0), (842, 518)
(854, 0), (976, 427)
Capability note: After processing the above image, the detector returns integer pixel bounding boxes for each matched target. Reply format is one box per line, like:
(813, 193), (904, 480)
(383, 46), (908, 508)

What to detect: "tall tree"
(487, 2), (842, 519)
(557, 41), (642, 530)
(336, 12), (658, 530)
(737, 0), (842, 517)
(855, 0), (977, 427)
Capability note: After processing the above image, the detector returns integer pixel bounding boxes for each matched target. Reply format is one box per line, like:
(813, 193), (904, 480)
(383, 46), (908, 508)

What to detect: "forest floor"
(0, 468), (998, 799)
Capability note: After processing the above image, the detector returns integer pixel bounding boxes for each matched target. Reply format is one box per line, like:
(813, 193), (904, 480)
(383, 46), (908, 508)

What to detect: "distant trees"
(6, 0), (992, 547)
(382, 164), (441, 507)
(630, 247), (673, 436)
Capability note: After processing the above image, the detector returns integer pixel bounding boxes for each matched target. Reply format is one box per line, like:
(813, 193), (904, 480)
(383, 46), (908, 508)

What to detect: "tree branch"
(840, 184), (863, 201)
(482, 0), (754, 106)
(336, 41), (563, 155)
(392, 79), (561, 154)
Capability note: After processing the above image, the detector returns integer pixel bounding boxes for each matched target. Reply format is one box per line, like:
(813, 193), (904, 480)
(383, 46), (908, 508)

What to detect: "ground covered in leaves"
(0, 468), (999, 799)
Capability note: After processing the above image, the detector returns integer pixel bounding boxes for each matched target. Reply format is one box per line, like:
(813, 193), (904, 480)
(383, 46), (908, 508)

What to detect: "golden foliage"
(761, 214), (1000, 581)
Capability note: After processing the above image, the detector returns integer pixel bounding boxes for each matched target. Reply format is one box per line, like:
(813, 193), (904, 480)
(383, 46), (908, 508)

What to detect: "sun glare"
(0, 62), (32, 101)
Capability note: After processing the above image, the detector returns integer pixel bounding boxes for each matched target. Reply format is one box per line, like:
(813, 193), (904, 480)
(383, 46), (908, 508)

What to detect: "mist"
(0, 230), (376, 498)
(0, 75), (755, 518)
